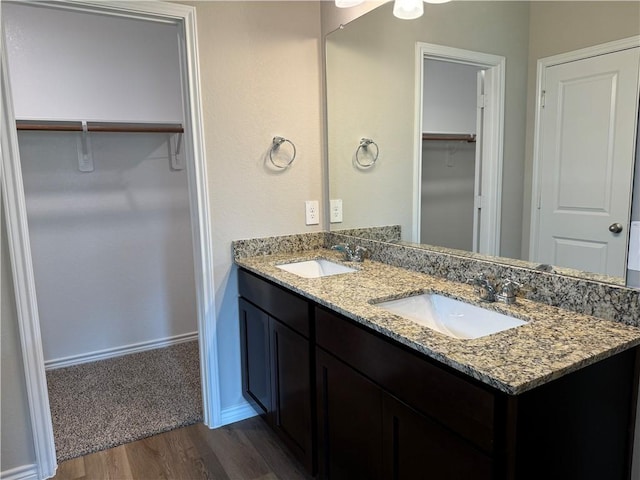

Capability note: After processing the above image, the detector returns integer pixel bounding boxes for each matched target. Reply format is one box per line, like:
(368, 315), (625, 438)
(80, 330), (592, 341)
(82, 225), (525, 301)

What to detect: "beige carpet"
(46, 340), (202, 462)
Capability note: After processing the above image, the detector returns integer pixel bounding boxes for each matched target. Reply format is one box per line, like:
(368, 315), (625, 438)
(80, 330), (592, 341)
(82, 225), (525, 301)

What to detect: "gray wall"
(421, 141), (475, 250)
(320, 0), (384, 37)
(1, 193), (37, 474)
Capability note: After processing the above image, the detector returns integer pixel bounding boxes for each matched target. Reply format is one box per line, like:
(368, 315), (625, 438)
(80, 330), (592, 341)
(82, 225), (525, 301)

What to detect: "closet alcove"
(4, 2), (202, 461)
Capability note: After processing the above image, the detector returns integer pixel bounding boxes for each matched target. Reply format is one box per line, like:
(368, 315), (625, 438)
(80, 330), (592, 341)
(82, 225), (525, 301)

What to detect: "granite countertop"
(235, 249), (640, 395)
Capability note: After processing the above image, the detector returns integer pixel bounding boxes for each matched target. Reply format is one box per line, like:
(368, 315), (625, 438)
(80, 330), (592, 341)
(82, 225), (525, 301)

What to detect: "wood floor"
(52, 416), (314, 480)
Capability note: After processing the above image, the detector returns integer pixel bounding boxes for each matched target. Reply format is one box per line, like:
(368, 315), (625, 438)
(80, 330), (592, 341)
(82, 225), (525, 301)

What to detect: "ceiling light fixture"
(335, 0), (365, 8)
(393, 0), (424, 20)
(335, 0), (452, 20)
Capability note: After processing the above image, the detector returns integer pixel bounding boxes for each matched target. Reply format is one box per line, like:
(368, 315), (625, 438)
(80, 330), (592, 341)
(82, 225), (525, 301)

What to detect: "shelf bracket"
(76, 121), (94, 172)
(169, 132), (184, 170)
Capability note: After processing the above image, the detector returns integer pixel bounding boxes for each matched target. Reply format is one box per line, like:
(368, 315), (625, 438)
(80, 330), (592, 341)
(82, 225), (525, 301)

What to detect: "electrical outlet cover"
(305, 200), (319, 225)
(330, 199), (343, 223)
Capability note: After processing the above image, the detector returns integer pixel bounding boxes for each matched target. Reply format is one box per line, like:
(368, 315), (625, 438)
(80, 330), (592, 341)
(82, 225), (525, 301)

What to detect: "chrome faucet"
(467, 274), (497, 302)
(331, 244), (368, 262)
(495, 279), (522, 305)
(467, 274), (521, 304)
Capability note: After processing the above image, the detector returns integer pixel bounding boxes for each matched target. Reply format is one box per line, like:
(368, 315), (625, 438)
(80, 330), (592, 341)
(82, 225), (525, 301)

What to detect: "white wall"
(4, 3), (197, 363)
(18, 132), (197, 362)
(3, 3), (183, 123)
(190, 1), (324, 414)
(422, 59), (479, 135)
(1, 193), (37, 478)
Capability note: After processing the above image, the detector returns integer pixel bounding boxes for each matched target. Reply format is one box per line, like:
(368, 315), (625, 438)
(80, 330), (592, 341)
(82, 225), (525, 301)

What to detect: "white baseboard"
(44, 332), (199, 370)
(0, 464), (39, 480)
(219, 401), (258, 427)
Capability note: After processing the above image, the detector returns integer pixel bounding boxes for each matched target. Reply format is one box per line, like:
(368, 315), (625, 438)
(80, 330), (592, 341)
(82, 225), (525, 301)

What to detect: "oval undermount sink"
(276, 259), (357, 278)
(375, 293), (527, 340)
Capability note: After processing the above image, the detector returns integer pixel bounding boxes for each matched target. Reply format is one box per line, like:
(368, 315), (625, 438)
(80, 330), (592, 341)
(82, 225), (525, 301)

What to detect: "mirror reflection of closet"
(420, 59), (484, 252)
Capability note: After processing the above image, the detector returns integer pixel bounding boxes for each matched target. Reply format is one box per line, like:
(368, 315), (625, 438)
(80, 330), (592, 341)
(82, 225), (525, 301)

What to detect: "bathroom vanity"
(237, 249), (640, 480)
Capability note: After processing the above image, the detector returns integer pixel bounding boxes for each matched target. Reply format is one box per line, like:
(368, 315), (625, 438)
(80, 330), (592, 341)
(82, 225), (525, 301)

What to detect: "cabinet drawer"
(316, 306), (496, 452)
(238, 269), (310, 337)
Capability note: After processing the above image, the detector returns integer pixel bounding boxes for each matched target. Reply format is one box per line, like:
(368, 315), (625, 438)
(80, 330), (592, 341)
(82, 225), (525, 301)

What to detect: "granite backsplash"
(232, 228), (640, 327)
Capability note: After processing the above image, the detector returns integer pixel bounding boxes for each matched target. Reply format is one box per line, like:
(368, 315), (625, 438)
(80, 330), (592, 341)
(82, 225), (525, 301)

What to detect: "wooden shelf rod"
(16, 120), (184, 134)
(422, 133), (476, 143)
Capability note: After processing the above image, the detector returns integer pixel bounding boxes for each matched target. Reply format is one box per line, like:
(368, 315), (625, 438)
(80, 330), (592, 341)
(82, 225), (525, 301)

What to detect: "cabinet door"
(316, 348), (382, 480)
(270, 318), (314, 473)
(239, 298), (271, 415)
(382, 394), (493, 480)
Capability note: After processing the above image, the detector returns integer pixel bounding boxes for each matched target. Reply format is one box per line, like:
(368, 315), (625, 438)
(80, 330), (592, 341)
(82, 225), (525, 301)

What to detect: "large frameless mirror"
(326, 1), (640, 289)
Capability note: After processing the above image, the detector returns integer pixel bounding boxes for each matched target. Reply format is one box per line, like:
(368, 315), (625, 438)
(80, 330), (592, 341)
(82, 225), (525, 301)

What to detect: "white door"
(533, 46), (640, 278)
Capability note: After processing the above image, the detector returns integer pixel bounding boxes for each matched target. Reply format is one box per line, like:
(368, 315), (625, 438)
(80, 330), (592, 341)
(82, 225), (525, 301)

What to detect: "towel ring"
(355, 138), (378, 168)
(269, 136), (297, 169)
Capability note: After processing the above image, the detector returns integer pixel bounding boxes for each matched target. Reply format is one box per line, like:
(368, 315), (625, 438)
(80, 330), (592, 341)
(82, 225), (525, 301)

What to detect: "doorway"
(420, 59), (484, 251)
(414, 43), (505, 256)
(1, 2), (217, 477)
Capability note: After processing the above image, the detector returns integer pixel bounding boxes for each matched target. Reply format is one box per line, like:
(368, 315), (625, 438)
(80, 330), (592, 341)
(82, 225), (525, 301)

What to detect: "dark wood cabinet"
(270, 318), (313, 469)
(315, 306), (495, 453)
(315, 305), (639, 480)
(316, 347), (493, 480)
(381, 393), (493, 480)
(238, 269), (315, 474)
(239, 268), (639, 480)
(316, 348), (383, 480)
(316, 319), (493, 480)
(511, 348), (638, 480)
(239, 298), (271, 416)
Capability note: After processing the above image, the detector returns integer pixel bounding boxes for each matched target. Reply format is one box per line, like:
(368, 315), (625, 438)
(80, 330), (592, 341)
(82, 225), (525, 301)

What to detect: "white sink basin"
(276, 259), (357, 278)
(375, 293), (527, 340)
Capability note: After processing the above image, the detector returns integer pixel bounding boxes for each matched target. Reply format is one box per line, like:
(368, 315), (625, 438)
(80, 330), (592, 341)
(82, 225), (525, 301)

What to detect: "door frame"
(1, 2), (219, 478)
(413, 42), (505, 255)
(528, 36), (640, 265)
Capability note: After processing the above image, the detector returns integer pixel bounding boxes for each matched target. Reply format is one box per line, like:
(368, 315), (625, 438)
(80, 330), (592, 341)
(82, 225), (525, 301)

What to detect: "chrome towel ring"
(269, 136), (297, 169)
(355, 138), (378, 168)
